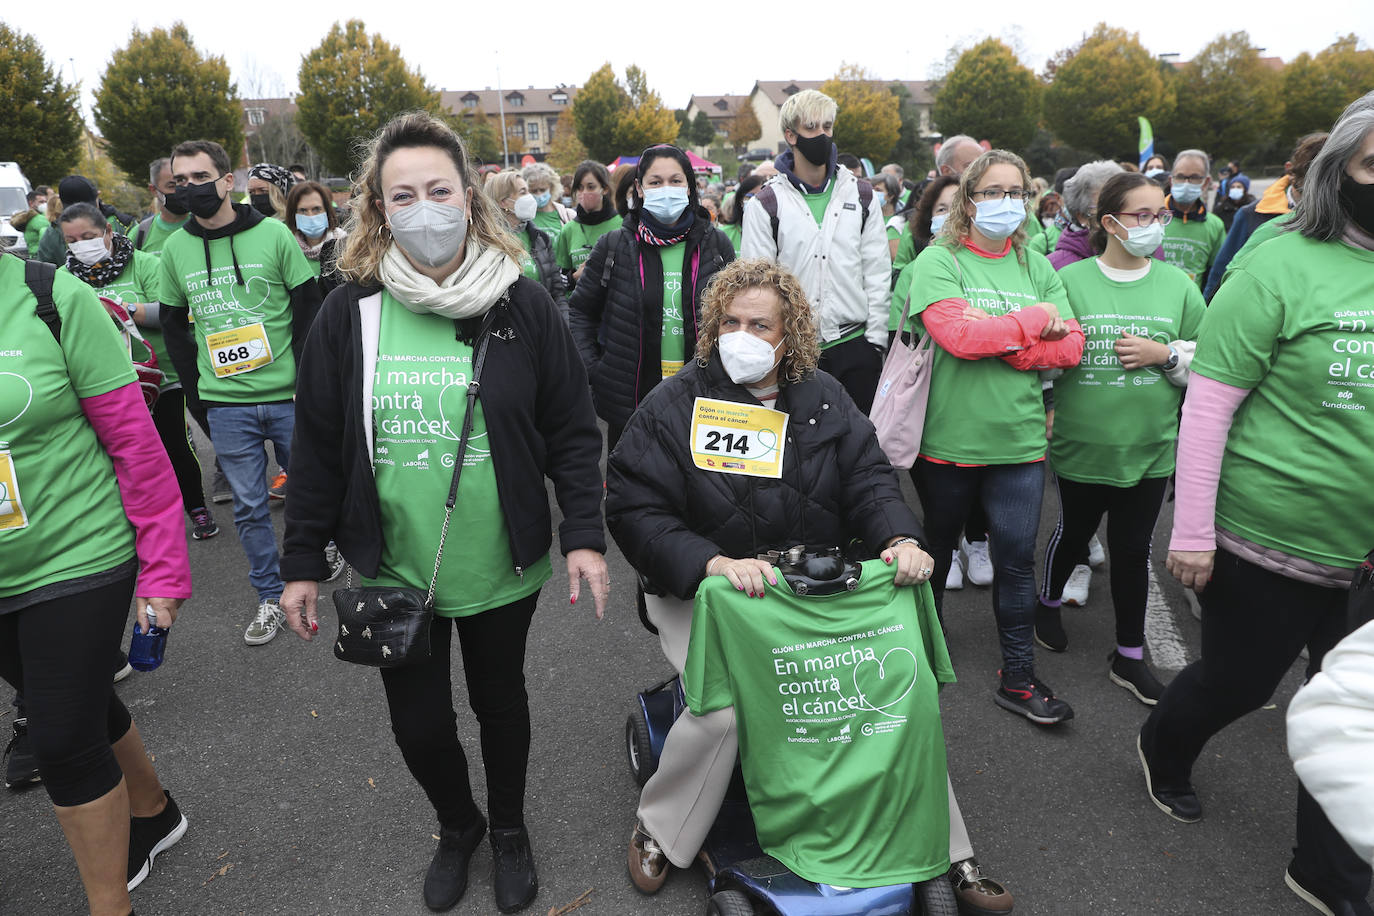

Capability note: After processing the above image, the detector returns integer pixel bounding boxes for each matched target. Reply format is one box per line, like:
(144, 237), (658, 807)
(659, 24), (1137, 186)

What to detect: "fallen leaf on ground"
(547, 887), (594, 915)
(311, 710), (319, 718)
(203, 861), (237, 885)
(216, 851), (230, 860)
(367, 777), (375, 788)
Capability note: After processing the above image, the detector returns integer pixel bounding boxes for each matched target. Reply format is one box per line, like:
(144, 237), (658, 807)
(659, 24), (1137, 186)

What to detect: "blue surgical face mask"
(929, 213), (948, 235)
(1145, 168), (1166, 179)
(534, 190), (552, 208)
(874, 190), (886, 208)
(643, 186), (689, 224)
(971, 196), (1026, 241)
(296, 212), (330, 238)
(1171, 182), (1203, 205)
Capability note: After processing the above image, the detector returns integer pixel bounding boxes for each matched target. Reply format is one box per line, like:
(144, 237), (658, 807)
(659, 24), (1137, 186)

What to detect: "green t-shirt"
(1227, 211), (1295, 278)
(58, 250), (178, 387)
(893, 224), (918, 272)
(685, 562), (954, 887)
(1192, 232), (1374, 568)
(533, 209), (564, 243)
(22, 212), (48, 254)
(720, 222), (742, 254)
(554, 215), (623, 271)
(1050, 260), (1205, 485)
(158, 216), (315, 403)
(363, 293), (552, 614)
(804, 180), (834, 226)
(659, 243), (686, 379)
(0, 258), (137, 597)
(515, 230), (540, 281)
(909, 242), (1071, 464)
(1161, 210), (1225, 287)
(137, 215), (190, 254)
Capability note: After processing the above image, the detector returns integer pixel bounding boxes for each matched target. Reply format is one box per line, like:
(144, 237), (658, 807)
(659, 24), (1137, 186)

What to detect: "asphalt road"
(0, 432), (1358, 916)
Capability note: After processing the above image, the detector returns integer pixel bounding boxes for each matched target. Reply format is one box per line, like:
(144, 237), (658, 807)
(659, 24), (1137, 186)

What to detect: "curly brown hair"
(694, 258), (820, 384)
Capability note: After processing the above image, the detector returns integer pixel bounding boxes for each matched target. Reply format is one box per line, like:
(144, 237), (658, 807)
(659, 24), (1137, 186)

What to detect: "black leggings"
(380, 592), (539, 831)
(0, 571), (135, 807)
(818, 335), (882, 415)
(152, 388), (206, 512)
(1041, 475), (1169, 647)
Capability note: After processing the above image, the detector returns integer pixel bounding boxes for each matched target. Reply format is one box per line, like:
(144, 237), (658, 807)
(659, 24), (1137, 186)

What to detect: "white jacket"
(1287, 619), (1374, 866)
(741, 167), (891, 348)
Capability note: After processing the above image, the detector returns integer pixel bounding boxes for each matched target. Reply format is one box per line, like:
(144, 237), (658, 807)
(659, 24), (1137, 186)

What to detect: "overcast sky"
(10, 1), (1369, 125)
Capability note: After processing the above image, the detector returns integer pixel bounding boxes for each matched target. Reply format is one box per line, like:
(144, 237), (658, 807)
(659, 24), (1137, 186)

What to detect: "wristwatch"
(1162, 346), (1179, 371)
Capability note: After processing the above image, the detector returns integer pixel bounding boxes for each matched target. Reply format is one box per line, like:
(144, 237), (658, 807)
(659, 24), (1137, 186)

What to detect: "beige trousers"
(636, 593), (974, 868)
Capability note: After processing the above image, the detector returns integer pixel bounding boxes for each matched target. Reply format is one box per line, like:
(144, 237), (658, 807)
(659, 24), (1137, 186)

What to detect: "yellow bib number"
(0, 450), (28, 531)
(206, 323), (273, 378)
(689, 397), (788, 479)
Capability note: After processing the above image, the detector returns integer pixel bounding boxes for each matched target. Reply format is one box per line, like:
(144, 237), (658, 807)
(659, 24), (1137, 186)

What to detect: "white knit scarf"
(378, 241), (520, 318)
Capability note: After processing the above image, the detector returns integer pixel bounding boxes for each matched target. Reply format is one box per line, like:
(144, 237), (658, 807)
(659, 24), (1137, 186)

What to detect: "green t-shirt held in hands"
(1192, 231), (1374, 569)
(659, 243), (686, 379)
(685, 561), (954, 887)
(0, 259), (137, 597)
(1051, 260), (1204, 486)
(909, 242), (1071, 464)
(363, 293), (551, 615)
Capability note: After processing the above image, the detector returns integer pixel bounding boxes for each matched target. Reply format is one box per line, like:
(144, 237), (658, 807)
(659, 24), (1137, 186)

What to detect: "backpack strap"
(134, 215), (154, 250)
(756, 183), (781, 246)
(856, 179), (873, 233)
(24, 258), (60, 343)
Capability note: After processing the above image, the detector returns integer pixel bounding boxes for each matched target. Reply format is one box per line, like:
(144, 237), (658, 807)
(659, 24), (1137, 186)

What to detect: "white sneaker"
(1061, 564), (1092, 607)
(244, 600), (285, 645)
(961, 537), (994, 586)
(1087, 534), (1106, 568)
(945, 550), (965, 590)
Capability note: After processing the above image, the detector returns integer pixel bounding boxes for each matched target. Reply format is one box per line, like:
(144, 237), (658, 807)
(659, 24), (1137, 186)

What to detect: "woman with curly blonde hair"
(605, 256), (935, 895)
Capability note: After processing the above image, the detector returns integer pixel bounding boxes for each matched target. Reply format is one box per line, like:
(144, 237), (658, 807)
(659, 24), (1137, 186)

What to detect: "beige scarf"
(379, 241), (520, 318)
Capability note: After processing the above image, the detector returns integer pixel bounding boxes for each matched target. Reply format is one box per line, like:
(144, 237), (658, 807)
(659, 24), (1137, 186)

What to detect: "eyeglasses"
(969, 188), (1029, 202)
(1170, 174), (1206, 185)
(1110, 209), (1174, 227)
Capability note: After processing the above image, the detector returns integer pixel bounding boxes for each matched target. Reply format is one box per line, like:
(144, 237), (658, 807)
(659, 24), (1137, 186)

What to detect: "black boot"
(423, 814), (486, 912)
(491, 825), (538, 913)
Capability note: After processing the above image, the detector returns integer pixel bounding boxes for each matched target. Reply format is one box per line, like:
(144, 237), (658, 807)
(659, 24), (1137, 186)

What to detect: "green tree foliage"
(1162, 32), (1282, 161)
(1280, 35), (1374, 143)
(78, 133), (146, 219)
(1043, 24), (1174, 160)
(450, 107), (503, 166)
(932, 39), (1041, 152)
(689, 111), (718, 148)
(93, 23), (242, 182)
(888, 83), (934, 179)
(297, 20), (440, 176)
(821, 64), (902, 161)
(616, 65), (679, 155)
(571, 63), (677, 161)
(0, 24), (82, 185)
(548, 108), (589, 175)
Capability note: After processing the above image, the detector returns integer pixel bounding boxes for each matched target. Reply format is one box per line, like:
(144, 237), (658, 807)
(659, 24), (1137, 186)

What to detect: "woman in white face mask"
(278, 111), (609, 916)
(485, 170), (565, 305)
(1033, 172), (1204, 703)
(567, 144), (737, 450)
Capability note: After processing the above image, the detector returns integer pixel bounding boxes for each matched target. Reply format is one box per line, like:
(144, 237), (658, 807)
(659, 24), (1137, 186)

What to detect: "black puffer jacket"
(567, 209), (734, 429)
(524, 221), (566, 308)
(605, 354), (923, 600)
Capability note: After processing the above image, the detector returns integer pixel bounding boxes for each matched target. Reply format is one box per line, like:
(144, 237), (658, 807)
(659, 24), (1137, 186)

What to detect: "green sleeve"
(886, 225), (901, 243)
(159, 245), (188, 308)
(134, 251), (162, 303)
(52, 272), (137, 398)
(1030, 252), (1071, 317)
(908, 244), (963, 313)
(892, 225), (916, 271)
(554, 224), (574, 269)
(1191, 268), (1282, 388)
(1178, 278), (1206, 340)
(1028, 232), (1048, 255)
(36, 226), (66, 265)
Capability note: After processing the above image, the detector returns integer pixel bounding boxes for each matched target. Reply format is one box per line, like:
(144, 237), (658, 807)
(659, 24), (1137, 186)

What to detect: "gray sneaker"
(210, 465), (232, 504)
(324, 542), (347, 582)
(244, 600), (285, 645)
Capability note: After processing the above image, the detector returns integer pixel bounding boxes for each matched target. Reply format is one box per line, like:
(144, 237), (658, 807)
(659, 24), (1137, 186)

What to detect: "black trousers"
(818, 335), (882, 415)
(152, 388), (206, 512)
(1041, 476), (1169, 648)
(1142, 548), (1371, 898)
(380, 591), (539, 831)
(0, 571), (135, 806)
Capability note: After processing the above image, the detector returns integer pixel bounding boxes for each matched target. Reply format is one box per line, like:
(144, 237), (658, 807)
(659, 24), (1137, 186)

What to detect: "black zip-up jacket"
(605, 355), (923, 600)
(280, 276), (606, 583)
(567, 209), (735, 430)
(159, 203), (323, 410)
(523, 221), (566, 306)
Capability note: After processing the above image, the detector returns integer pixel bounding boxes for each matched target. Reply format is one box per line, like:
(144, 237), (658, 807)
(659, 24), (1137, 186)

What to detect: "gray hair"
(881, 162), (904, 180)
(1290, 91), (1374, 241)
(521, 161), (559, 191)
(936, 135), (978, 172)
(1173, 148), (1211, 177)
(148, 157), (171, 186)
(1062, 160), (1124, 220)
(869, 171), (902, 200)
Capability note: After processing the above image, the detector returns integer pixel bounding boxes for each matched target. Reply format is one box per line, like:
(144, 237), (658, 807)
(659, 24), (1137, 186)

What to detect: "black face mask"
(160, 190), (189, 217)
(1340, 175), (1374, 235)
(792, 131), (833, 169)
(175, 180), (226, 220)
(249, 193), (275, 216)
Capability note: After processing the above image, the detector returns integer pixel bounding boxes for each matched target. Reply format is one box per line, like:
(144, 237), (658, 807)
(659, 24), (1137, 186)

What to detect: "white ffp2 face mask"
(718, 330), (783, 385)
(69, 237), (110, 266)
(387, 200), (468, 268)
(513, 194), (538, 223)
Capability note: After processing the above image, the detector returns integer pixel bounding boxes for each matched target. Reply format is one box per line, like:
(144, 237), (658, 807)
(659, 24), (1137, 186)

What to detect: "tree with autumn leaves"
(571, 64), (677, 162)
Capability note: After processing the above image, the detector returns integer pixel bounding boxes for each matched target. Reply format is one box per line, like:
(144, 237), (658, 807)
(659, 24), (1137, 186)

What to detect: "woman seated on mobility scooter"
(606, 258), (1014, 913)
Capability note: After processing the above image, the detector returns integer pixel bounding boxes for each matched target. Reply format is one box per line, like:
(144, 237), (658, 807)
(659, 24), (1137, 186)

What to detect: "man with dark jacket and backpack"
(742, 89), (891, 414)
(158, 139), (322, 647)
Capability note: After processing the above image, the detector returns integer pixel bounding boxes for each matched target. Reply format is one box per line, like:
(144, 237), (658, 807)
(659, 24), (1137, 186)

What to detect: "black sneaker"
(128, 790), (188, 891)
(324, 542), (347, 582)
(1285, 857), (1374, 915)
(190, 506), (219, 540)
(491, 826), (538, 913)
(114, 650), (133, 684)
(424, 814), (486, 912)
(1034, 602), (1067, 652)
(3, 718), (40, 789)
(1136, 730), (1201, 823)
(1109, 650), (1164, 706)
(210, 465), (232, 504)
(995, 671), (1074, 725)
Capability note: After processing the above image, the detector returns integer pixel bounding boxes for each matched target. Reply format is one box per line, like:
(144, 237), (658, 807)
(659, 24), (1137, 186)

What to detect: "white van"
(0, 162), (33, 256)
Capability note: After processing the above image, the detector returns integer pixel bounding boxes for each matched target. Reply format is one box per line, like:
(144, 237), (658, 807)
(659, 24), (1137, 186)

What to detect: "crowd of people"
(3, 83), (1373, 916)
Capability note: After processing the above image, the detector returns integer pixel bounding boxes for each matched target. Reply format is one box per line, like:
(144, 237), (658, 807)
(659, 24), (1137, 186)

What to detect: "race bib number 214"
(689, 397), (788, 479)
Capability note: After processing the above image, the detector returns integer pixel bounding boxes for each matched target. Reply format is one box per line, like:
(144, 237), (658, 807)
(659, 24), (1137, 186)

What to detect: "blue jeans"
(207, 403), (293, 602)
(913, 459), (1045, 678)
